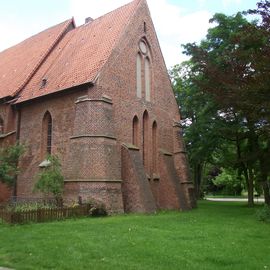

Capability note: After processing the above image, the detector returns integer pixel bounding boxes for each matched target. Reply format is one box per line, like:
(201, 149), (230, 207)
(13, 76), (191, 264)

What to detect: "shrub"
(212, 168), (244, 196)
(87, 198), (107, 217)
(0, 143), (25, 186)
(256, 205), (270, 223)
(34, 155), (64, 206)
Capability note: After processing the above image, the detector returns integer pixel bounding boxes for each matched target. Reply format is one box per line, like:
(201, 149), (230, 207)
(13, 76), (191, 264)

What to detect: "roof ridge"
(13, 18), (74, 98)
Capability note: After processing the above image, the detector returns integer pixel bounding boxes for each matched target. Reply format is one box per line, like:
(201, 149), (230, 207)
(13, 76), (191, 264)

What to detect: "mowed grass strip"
(0, 201), (269, 270)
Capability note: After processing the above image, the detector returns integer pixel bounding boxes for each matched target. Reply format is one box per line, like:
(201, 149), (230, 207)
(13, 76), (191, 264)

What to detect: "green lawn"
(0, 201), (269, 270)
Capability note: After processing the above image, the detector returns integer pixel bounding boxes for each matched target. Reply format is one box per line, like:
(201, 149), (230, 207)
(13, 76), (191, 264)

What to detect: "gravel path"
(206, 197), (265, 202)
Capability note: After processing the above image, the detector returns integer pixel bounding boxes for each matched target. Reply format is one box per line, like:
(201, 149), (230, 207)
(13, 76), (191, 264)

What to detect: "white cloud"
(197, 0), (207, 8)
(222, 0), (242, 8)
(148, 1), (211, 67)
(148, 0), (211, 67)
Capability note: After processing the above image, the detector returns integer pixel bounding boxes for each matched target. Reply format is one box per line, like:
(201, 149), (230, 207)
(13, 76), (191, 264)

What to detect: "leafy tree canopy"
(172, 1), (270, 204)
(0, 143), (25, 186)
(34, 155), (64, 200)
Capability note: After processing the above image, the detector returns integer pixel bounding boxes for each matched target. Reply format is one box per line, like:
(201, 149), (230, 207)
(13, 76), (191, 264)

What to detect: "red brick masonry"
(0, 0), (196, 212)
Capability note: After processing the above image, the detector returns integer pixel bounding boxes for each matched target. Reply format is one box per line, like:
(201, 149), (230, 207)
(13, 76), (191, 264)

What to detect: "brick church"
(0, 0), (195, 212)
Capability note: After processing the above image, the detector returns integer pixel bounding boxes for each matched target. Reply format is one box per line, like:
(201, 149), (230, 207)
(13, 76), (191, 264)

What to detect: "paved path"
(206, 197), (265, 202)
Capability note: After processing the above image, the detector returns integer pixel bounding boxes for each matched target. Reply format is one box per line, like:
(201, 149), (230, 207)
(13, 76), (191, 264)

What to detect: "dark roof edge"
(14, 81), (94, 106)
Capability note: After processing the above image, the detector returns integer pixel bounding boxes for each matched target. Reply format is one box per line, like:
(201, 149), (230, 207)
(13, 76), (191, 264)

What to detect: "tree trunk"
(244, 168), (254, 207)
(193, 163), (203, 199)
(235, 133), (254, 206)
(262, 181), (270, 206)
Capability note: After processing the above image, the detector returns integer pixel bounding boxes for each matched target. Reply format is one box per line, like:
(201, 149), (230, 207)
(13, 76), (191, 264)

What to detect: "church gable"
(97, 0), (179, 116)
(94, 0), (195, 211)
(0, 0), (196, 212)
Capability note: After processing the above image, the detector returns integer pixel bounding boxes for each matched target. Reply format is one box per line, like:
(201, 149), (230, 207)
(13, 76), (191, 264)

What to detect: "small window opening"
(41, 78), (47, 89)
(144, 22), (147, 33)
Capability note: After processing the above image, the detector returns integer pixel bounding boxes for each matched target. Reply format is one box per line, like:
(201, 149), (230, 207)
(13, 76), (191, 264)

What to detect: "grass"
(0, 201), (270, 270)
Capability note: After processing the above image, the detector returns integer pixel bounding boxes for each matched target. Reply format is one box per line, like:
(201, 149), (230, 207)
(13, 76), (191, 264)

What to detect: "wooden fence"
(0, 204), (91, 224)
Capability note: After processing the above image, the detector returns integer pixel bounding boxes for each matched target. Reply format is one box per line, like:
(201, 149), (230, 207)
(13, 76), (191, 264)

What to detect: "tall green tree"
(182, 1), (270, 205)
(171, 62), (223, 198)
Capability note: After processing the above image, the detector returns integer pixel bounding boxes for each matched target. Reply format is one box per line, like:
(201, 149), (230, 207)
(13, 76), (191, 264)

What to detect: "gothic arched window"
(132, 115), (139, 146)
(142, 110), (149, 169)
(145, 57), (151, 101)
(136, 53), (142, 98)
(152, 121), (157, 173)
(136, 39), (152, 101)
(42, 111), (52, 157)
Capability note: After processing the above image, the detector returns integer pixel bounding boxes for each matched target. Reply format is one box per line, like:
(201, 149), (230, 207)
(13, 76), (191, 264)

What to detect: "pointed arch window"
(152, 121), (157, 173)
(132, 115), (139, 146)
(145, 57), (151, 101)
(136, 39), (152, 101)
(136, 53), (142, 98)
(42, 111), (52, 157)
(142, 110), (149, 168)
(0, 116), (4, 134)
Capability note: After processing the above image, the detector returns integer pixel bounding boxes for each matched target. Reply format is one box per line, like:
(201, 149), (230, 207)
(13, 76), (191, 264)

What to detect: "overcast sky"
(0, 0), (259, 69)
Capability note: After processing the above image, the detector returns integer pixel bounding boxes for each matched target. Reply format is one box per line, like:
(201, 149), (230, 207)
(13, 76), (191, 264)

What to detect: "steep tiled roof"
(0, 19), (74, 100)
(16, 0), (141, 103)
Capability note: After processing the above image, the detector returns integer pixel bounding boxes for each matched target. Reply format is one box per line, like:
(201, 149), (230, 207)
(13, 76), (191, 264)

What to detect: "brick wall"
(64, 181), (123, 214)
(121, 144), (156, 213)
(0, 103), (17, 201)
(0, 182), (12, 202)
(96, 0), (195, 210)
(17, 88), (87, 197)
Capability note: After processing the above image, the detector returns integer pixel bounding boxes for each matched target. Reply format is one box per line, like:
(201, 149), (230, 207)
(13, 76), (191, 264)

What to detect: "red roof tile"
(0, 19), (75, 100)
(16, 0), (141, 103)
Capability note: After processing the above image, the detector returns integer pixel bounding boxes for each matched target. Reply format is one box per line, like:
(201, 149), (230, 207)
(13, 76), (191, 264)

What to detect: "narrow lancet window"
(137, 39), (152, 101)
(42, 111), (52, 158)
(152, 121), (157, 173)
(132, 116), (139, 146)
(143, 110), (149, 168)
(145, 57), (151, 101)
(136, 53), (142, 98)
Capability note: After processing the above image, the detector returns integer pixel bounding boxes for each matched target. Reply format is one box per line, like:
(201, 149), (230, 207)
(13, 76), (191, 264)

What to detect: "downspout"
(13, 106), (21, 198)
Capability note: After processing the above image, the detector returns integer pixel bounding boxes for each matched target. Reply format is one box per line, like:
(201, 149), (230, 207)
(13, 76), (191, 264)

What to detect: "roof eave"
(15, 81), (94, 106)
(0, 95), (14, 104)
